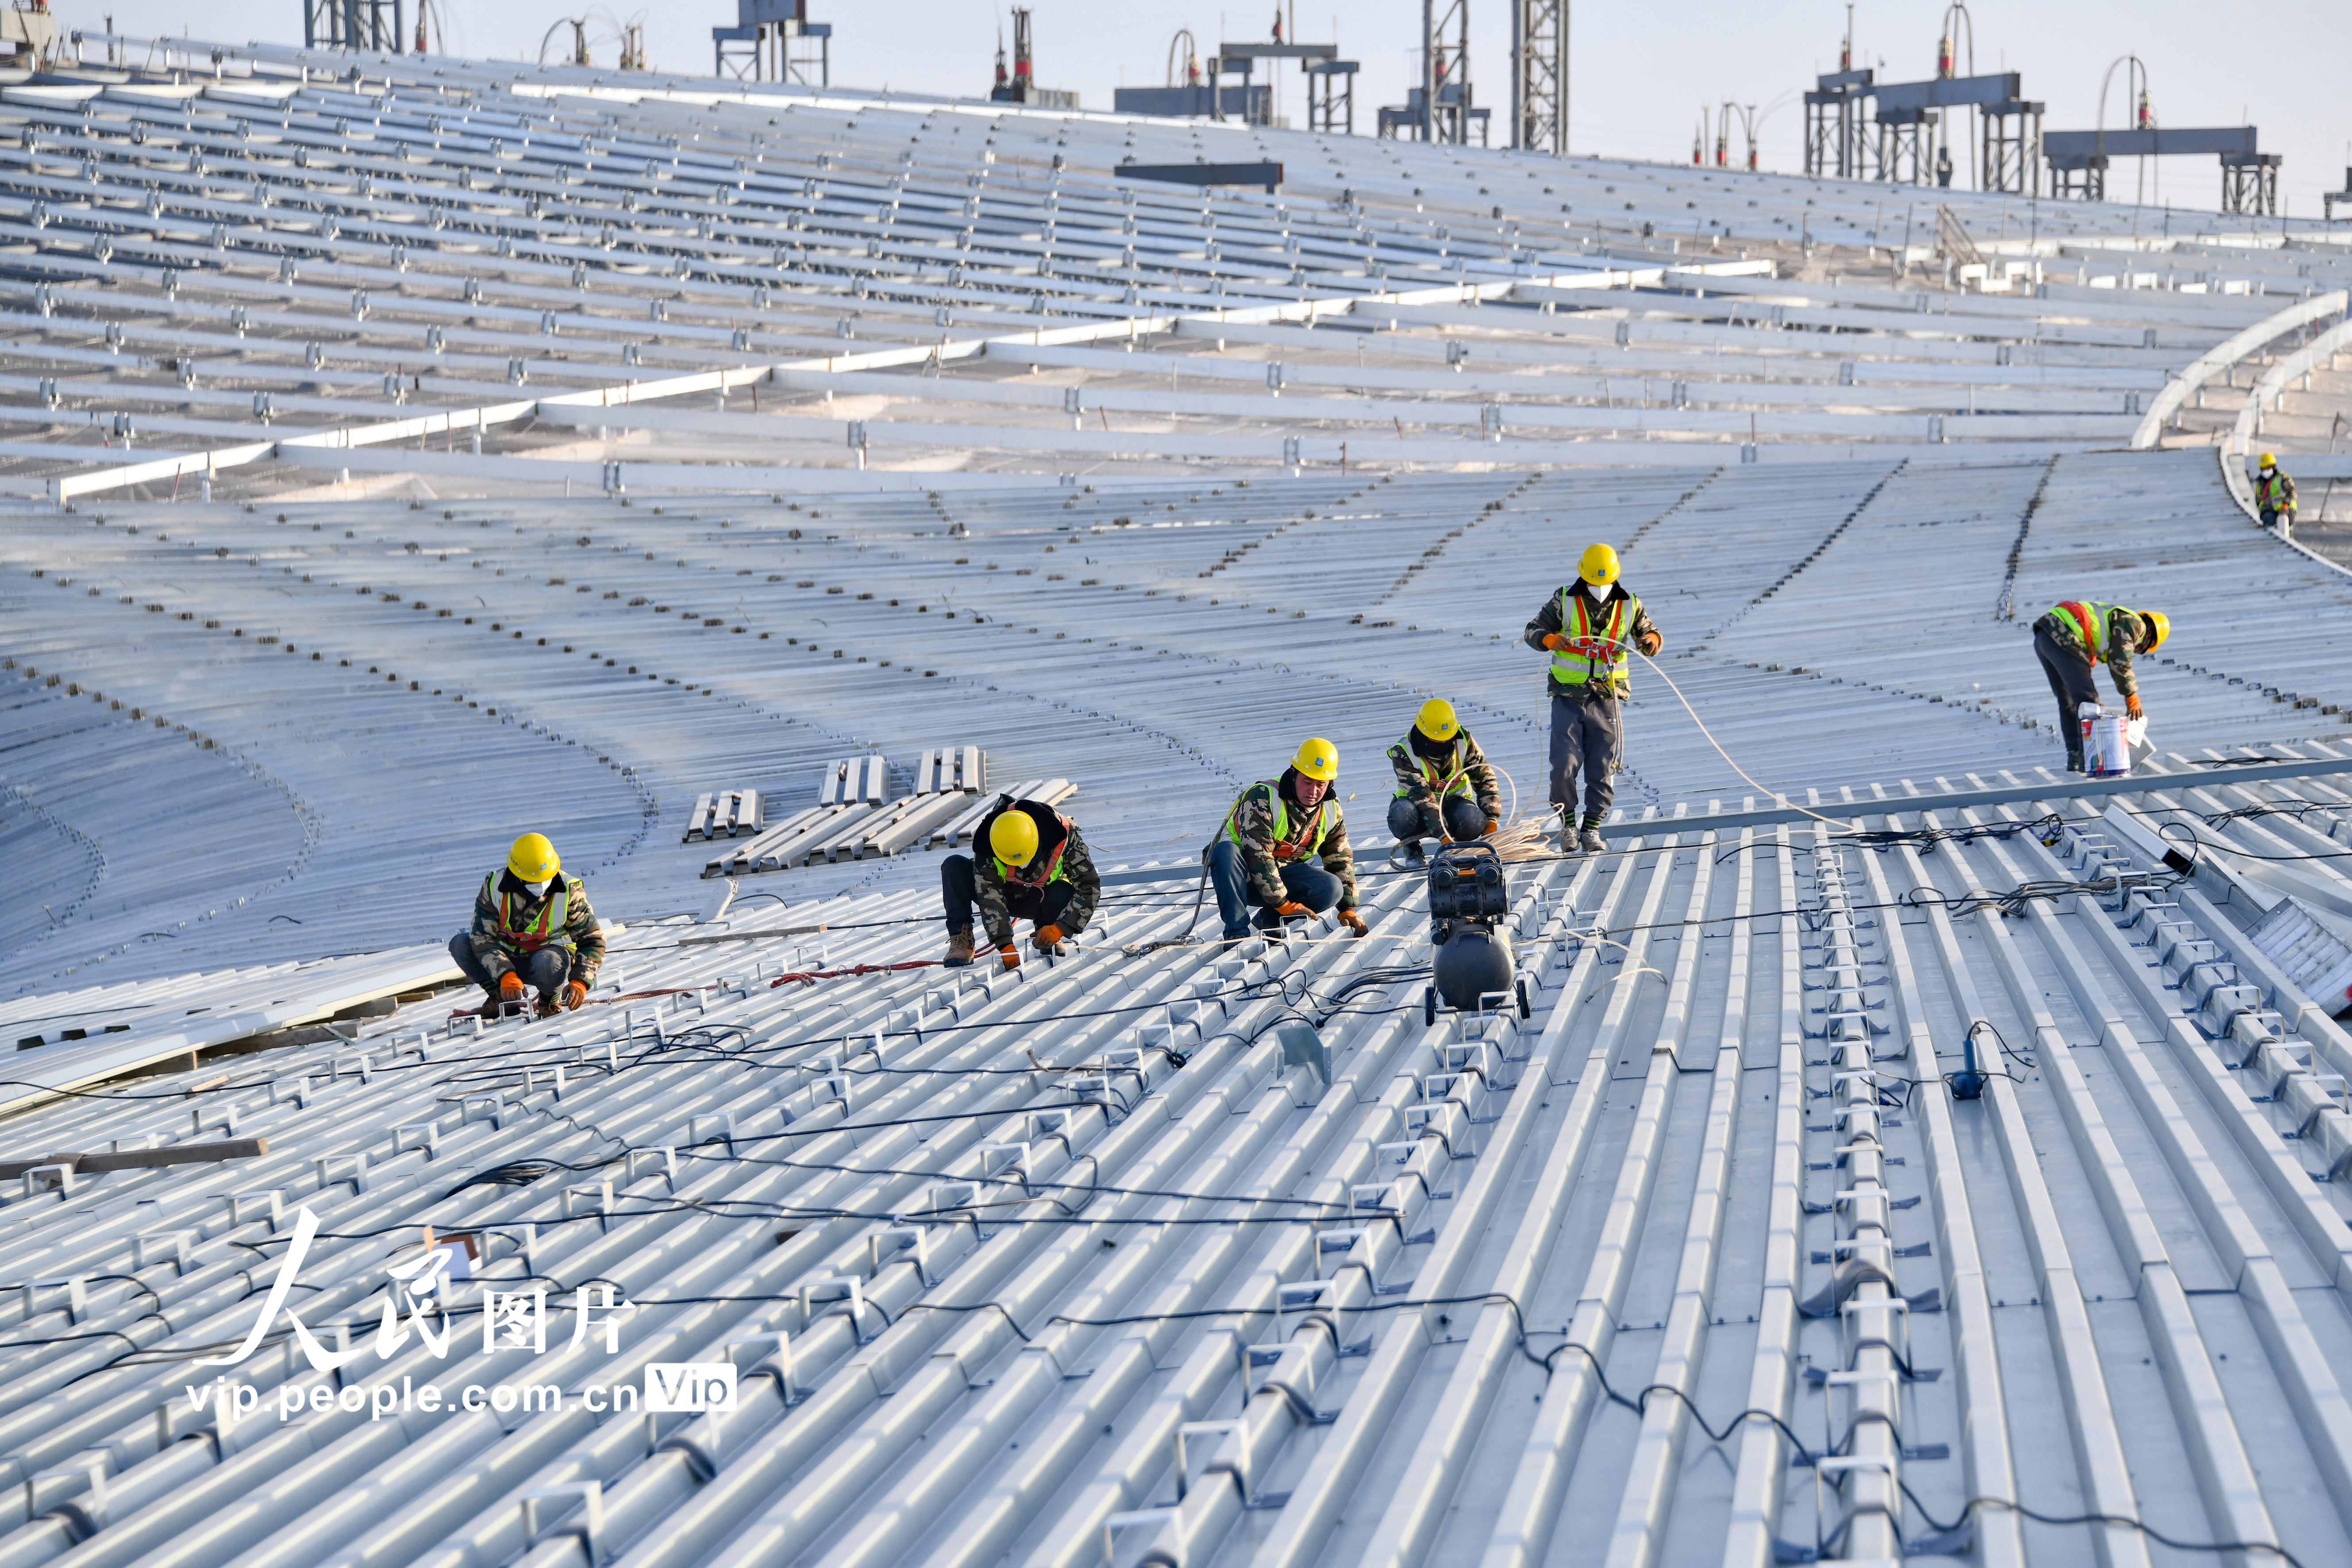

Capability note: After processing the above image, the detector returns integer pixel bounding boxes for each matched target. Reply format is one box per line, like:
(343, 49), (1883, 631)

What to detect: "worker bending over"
(1210, 737), (1368, 942)
(942, 795), (1101, 968)
(1524, 543), (1662, 853)
(1387, 697), (1500, 865)
(2032, 598), (2170, 772)
(2256, 453), (2298, 537)
(451, 832), (603, 1019)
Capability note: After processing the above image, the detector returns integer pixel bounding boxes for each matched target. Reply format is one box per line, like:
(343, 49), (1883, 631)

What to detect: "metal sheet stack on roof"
(8, 35), (2352, 1568)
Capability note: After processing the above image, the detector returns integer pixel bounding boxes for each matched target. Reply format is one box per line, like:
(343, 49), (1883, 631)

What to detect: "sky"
(68, 0), (2352, 218)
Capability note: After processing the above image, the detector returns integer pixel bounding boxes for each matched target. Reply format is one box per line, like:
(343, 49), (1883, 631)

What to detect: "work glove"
(2125, 694), (2144, 721)
(1032, 923), (1068, 955)
(497, 972), (525, 1006)
(563, 979), (589, 1010)
(1541, 633), (1569, 651)
(1482, 816), (1501, 836)
(1637, 632), (1662, 656)
(1274, 901), (1312, 919)
(1338, 909), (1369, 936)
(997, 944), (1021, 971)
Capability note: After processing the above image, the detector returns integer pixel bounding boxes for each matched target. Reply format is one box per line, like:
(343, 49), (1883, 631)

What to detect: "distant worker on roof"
(942, 795), (1102, 968)
(1210, 737), (1369, 942)
(1525, 543), (1662, 854)
(2032, 598), (2170, 773)
(2256, 453), (2297, 538)
(1387, 697), (1500, 866)
(452, 832), (603, 1019)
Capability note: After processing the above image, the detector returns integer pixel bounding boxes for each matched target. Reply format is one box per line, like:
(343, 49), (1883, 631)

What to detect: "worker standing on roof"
(2256, 453), (2298, 538)
(942, 795), (1102, 968)
(2032, 598), (2170, 773)
(1525, 543), (1662, 854)
(451, 833), (603, 1019)
(1387, 697), (1500, 866)
(1209, 738), (1369, 942)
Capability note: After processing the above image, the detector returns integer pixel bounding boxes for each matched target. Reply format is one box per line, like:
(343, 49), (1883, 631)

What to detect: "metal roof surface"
(6, 37), (2352, 1568)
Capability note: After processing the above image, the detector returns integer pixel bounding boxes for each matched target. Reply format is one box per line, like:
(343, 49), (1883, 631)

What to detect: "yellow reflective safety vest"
(2051, 601), (2125, 664)
(1222, 782), (1336, 861)
(1395, 732), (1475, 800)
(482, 871), (572, 952)
(1551, 588), (1639, 691)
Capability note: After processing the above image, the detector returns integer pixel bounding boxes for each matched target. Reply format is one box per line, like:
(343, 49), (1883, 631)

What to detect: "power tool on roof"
(1423, 840), (1531, 1025)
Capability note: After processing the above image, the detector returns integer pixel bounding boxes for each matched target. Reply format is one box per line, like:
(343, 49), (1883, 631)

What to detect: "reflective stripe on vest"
(1400, 734), (1473, 799)
(485, 872), (570, 952)
(1223, 783), (1334, 860)
(2052, 600), (2112, 662)
(1551, 589), (1632, 688)
(2258, 474), (2293, 509)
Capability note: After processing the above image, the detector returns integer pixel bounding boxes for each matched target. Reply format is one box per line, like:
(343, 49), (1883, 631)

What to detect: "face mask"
(524, 877), (553, 897)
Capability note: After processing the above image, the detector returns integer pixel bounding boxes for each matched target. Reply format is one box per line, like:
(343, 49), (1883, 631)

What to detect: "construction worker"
(1387, 697), (1500, 865)
(1209, 738), (1368, 942)
(1524, 543), (1662, 854)
(450, 832), (602, 1019)
(2256, 453), (2298, 536)
(2032, 598), (2171, 772)
(942, 795), (1101, 968)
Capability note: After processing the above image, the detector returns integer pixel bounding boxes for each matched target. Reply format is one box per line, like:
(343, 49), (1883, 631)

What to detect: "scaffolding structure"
(304, 0), (404, 53)
(1380, 0), (1487, 144)
(712, 0), (829, 85)
(1205, 42), (1355, 130)
(1510, 0), (1566, 154)
(2044, 126), (2276, 213)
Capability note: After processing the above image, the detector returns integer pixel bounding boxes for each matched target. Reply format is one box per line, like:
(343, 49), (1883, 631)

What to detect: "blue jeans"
(1206, 840), (1343, 940)
(449, 933), (574, 997)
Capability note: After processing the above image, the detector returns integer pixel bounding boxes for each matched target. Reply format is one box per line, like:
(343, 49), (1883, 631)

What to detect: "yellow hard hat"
(2139, 609), (2169, 653)
(507, 832), (559, 882)
(2258, 452), (2277, 469)
(1414, 697), (1460, 743)
(1292, 736), (1339, 782)
(988, 809), (1039, 867)
(1579, 543), (1620, 586)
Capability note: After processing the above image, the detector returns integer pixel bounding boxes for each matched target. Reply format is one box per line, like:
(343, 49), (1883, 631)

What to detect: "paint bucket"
(2080, 704), (2131, 777)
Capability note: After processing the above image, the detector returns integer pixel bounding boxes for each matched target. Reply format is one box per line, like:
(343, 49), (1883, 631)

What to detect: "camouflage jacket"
(1523, 582), (1662, 697)
(1388, 727), (1500, 815)
(972, 800), (1101, 948)
(1220, 779), (1357, 911)
(469, 870), (604, 982)
(2035, 602), (2149, 702)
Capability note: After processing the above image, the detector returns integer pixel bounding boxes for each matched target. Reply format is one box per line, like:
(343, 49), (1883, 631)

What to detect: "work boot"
(943, 928), (976, 968)
(1578, 821), (1605, 855)
(475, 994), (505, 1021)
(1554, 805), (1576, 850)
(1401, 839), (1427, 867)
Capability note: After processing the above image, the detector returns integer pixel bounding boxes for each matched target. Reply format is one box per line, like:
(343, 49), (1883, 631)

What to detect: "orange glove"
(563, 980), (589, 1010)
(1274, 901), (1311, 918)
(1637, 632), (1662, 655)
(1541, 633), (1569, 651)
(2125, 694), (2144, 721)
(497, 972), (524, 1004)
(998, 945), (1020, 970)
(1482, 817), (1500, 836)
(1338, 909), (1368, 936)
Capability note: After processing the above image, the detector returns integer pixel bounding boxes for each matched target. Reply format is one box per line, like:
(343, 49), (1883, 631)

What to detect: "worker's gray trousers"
(449, 934), (574, 997)
(1547, 690), (1622, 825)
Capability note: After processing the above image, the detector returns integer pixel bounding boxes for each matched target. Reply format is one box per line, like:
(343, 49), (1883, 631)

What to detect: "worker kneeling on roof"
(451, 832), (603, 1020)
(942, 795), (1102, 969)
(1209, 737), (1369, 943)
(2032, 598), (2169, 774)
(1525, 543), (1662, 854)
(1387, 697), (1500, 867)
